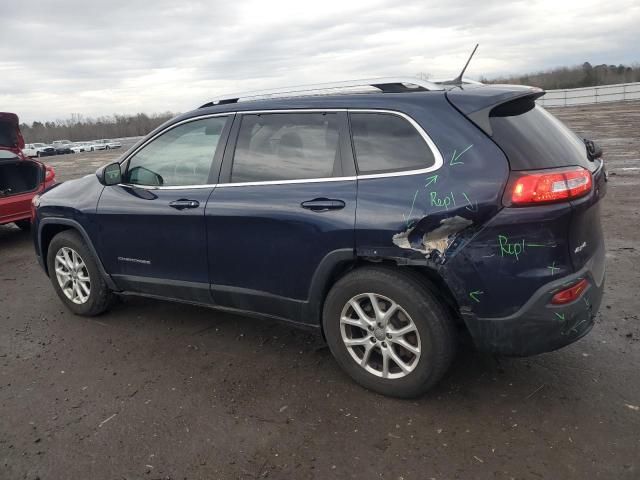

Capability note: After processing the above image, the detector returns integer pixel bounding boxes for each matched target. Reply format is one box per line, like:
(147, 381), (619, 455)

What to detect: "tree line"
(483, 62), (640, 90)
(20, 112), (175, 143)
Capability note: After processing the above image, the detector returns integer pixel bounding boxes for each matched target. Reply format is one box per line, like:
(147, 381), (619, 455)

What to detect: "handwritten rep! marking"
(498, 235), (526, 260)
(498, 235), (556, 260)
(430, 191), (457, 210)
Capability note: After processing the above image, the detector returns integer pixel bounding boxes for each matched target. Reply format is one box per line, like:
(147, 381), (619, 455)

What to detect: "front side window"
(350, 113), (435, 174)
(124, 116), (227, 186)
(231, 113), (341, 183)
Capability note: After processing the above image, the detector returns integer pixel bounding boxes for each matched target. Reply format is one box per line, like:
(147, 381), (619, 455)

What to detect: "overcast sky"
(2, 0), (639, 123)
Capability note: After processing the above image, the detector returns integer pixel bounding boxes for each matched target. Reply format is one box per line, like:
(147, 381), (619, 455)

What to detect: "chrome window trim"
(117, 108), (443, 190)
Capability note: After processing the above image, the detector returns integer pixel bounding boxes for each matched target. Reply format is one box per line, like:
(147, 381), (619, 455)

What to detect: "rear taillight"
(551, 278), (589, 305)
(510, 167), (592, 205)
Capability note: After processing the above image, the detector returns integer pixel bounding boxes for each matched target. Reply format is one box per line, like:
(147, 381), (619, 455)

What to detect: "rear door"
(97, 115), (232, 302)
(204, 111), (356, 324)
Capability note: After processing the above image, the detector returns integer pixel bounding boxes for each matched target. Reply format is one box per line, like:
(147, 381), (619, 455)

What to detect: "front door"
(97, 114), (232, 302)
(205, 111), (357, 324)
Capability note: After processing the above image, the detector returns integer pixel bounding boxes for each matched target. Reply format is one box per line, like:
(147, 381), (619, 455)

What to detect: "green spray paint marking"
(430, 191), (456, 210)
(555, 312), (565, 321)
(450, 144), (473, 166)
(424, 174), (439, 187)
(462, 192), (478, 212)
(498, 235), (525, 260)
(469, 290), (484, 303)
(402, 189), (420, 226)
(548, 262), (560, 275)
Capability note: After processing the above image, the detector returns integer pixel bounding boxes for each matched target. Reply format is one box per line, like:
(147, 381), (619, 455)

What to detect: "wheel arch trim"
(38, 218), (118, 290)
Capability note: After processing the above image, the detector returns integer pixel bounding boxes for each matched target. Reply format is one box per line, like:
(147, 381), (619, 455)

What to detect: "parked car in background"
(0, 112), (56, 230)
(87, 140), (106, 151)
(71, 142), (89, 153)
(32, 78), (606, 398)
(94, 139), (122, 150)
(23, 143), (56, 158)
(52, 140), (73, 155)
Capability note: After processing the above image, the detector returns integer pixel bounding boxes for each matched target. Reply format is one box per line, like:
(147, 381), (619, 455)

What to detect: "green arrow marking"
(450, 144), (473, 166)
(555, 312), (565, 321)
(424, 174), (439, 187)
(469, 290), (484, 303)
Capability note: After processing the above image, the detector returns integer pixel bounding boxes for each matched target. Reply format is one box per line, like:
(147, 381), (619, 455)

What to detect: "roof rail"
(199, 77), (444, 108)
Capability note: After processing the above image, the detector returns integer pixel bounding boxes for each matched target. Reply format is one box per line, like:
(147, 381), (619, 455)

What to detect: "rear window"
(490, 102), (588, 170)
(232, 113), (340, 183)
(350, 113), (434, 174)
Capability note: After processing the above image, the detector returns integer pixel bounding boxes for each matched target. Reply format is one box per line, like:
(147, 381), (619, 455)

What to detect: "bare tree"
(20, 112), (176, 143)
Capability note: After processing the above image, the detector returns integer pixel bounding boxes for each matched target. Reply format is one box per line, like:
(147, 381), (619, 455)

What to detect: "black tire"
(14, 219), (31, 231)
(323, 266), (456, 398)
(46, 230), (113, 316)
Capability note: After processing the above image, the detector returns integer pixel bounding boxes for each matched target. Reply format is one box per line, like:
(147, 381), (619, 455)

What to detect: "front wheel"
(46, 230), (113, 316)
(323, 267), (456, 398)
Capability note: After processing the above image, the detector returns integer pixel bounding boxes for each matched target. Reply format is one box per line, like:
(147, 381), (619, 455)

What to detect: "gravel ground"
(1, 103), (639, 479)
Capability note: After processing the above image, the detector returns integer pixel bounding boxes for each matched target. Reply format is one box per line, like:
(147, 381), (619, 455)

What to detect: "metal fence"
(537, 82), (640, 107)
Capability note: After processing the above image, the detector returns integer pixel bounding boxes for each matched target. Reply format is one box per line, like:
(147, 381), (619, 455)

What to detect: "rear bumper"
(464, 245), (605, 356)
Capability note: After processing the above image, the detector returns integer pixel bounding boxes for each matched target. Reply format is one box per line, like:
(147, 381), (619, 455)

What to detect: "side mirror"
(96, 162), (122, 186)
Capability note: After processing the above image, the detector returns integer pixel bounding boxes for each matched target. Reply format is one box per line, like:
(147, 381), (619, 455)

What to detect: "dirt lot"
(1, 104), (639, 479)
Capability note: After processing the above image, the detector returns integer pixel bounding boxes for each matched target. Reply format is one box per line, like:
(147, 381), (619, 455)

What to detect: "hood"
(0, 112), (25, 153)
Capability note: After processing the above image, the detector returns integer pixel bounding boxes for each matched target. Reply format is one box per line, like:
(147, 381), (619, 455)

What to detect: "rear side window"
(231, 113), (341, 183)
(350, 113), (434, 174)
(489, 102), (588, 170)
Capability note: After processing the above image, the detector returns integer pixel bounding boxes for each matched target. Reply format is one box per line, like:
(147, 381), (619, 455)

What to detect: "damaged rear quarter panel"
(354, 94), (510, 311)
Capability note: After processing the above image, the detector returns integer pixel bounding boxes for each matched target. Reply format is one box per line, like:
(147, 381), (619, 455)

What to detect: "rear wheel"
(46, 230), (113, 316)
(14, 219), (31, 231)
(323, 266), (456, 398)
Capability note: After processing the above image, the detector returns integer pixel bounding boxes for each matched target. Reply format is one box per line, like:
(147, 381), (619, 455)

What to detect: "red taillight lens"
(551, 278), (589, 305)
(511, 167), (592, 205)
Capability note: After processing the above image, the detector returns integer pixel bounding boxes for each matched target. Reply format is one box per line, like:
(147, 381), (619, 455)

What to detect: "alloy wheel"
(340, 293), (421, 379)
(54, 247), (91, 304)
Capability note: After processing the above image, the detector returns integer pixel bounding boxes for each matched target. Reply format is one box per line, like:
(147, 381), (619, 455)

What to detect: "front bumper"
(464, 247), (605, 356)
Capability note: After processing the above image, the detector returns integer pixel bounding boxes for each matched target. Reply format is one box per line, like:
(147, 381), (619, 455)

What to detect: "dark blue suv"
(32, 78), (606, 397)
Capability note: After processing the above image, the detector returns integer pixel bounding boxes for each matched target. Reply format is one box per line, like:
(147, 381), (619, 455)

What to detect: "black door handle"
(169, 199), (200, 210)
(301, 198), (346, 212)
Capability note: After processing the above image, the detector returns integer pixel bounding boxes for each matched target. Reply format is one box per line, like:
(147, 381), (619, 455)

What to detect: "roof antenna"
(445, 44), (479, 85)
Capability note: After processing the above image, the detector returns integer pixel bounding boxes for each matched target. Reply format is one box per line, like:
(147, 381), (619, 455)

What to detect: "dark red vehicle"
(0, 112), (56, 229)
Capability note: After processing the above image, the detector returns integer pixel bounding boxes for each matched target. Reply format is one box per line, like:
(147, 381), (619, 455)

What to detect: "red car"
(0, 112), (56, 229)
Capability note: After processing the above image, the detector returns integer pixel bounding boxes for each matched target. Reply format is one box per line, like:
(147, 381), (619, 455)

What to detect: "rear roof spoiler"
(445, 85), (545, 135)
